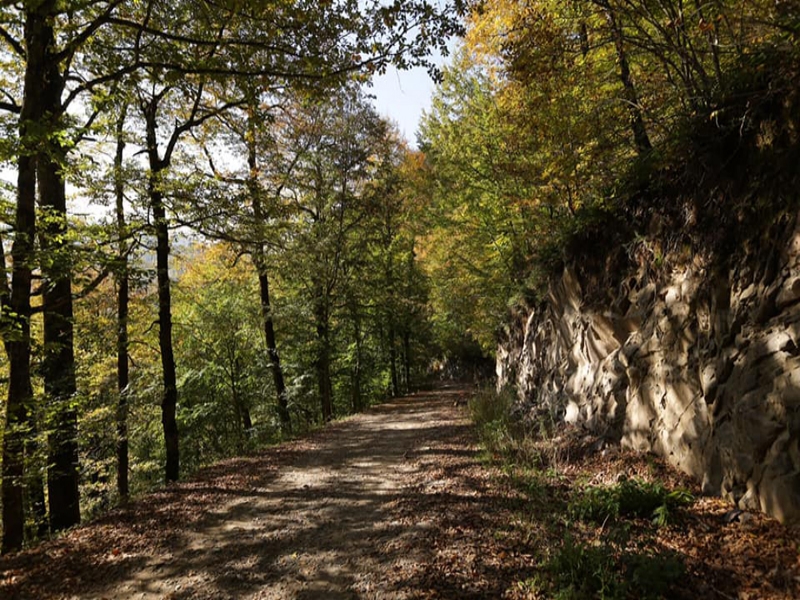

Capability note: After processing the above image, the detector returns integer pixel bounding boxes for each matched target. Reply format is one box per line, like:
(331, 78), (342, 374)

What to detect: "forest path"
(1, 385), (525, 599)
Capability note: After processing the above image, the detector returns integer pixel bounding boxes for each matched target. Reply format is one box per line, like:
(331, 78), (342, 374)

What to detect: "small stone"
(723, 509), (743, 524)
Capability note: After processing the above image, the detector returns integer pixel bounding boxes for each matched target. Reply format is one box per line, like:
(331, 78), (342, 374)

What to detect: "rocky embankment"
(498, 211), (800, 524)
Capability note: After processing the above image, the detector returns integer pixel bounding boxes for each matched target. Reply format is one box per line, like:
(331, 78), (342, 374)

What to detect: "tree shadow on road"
(0, 388), (509, 600)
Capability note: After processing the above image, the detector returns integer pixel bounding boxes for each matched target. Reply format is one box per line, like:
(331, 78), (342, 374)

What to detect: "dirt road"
(0, 386), (527, 600)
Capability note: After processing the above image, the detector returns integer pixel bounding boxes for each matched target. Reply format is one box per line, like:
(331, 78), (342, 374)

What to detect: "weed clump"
(536, 534), (686, 600)
(468, 386), (543, 464)
(569, 478), (694, 526)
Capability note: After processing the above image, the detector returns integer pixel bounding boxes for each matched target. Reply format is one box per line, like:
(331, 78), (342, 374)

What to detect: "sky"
(368, 64), (438, 147)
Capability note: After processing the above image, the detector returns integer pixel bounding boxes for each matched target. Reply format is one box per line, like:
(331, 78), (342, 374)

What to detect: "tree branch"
(57, 0), (127, 64)
(0, 101), (20, 114)
(72, 268), (111, 302)
(0, 24), (24, 58)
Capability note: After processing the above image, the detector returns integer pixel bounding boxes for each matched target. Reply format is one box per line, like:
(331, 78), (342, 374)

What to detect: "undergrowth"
(469, 387), (692, 599)
(469, 386), (546, 468)
(569, 478), (694, 527)
(533, 533), (686, 600)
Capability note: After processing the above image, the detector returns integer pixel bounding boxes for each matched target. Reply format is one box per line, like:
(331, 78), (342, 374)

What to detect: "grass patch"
(468, 388), (695, 599)
(569, 478), (694, 527)
(535, 534), (686, 600)
(469, 386), (543, 468)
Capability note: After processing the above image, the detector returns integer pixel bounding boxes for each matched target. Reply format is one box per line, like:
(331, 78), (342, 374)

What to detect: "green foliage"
(544, 534), (621, 600)
(418, 53), (537, 352)
(419, 0), (800, 353)
(469, 386), (549, 468)
(539, 534), (686, 600)
(173, 244), (275, 469)
(469, 386), (514, 451)
(569, 479), (694, 526)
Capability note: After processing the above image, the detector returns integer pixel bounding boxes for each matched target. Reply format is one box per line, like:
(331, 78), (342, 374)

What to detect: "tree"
(101, 0), (465, 480)
(1, 0), (139, 551)
(190, 90), (297, 433)
(282, 90), (389, 420)
(0, 0), (465, 550)
(172, 243), (268, 468)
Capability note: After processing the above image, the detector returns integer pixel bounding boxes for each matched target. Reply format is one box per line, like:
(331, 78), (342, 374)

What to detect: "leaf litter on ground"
(0, 387), (797, 599)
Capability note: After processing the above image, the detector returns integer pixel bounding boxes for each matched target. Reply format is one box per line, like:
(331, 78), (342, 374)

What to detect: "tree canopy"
(0, 0), (465, 553)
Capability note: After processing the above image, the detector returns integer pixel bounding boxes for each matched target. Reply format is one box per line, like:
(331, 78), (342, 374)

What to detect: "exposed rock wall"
(498, 212), (800, 524)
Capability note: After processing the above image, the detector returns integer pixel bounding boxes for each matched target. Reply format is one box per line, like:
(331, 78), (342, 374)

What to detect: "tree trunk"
(256, 264), (290, 431)
(402, 246), (415, 394)
(314, 293), (333, 422)
(403, 328), (411, 394)
(228, 360), (247, 448)
(114, 107), (130, 500)
(230, 353), (252, 440)
(579, 22), (590, 58)
(388, 323), (399, 397)
(2, 337), (34, 554)
(142, 97), (180, 483)
(247, 123), (290, 434)
(24, 422), (48, 539)
(351, 309), (363, 413)
(241, 405), (253, 433)
(385, 244), (399, 397)
(605, 7), (652, 155)
(1, 5), (47, 553)
(151, 180), (180, 482)
(39, 161), (81, 532)
(1, 232), (47, 541)
(2, 150), (36, 554)
(37, 37), (81, 531)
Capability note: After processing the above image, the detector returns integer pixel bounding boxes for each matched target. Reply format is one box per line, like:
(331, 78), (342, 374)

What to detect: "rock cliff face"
(497, 211), (800, 524)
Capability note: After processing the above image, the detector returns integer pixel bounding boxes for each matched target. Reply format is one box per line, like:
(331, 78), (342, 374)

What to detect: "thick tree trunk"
(2, 149), (37, 554)
(114, 108), (130, 500)
(39, 151), (81, 534)
(2, 344), (33, 554)
(5, 224), (45, 532)
(3, 4), (50, 553)
(38, 45), (81, 531)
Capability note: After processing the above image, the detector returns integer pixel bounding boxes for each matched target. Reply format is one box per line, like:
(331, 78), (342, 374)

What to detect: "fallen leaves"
(0, 389), (797, 600)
